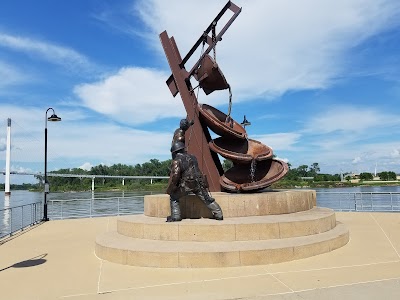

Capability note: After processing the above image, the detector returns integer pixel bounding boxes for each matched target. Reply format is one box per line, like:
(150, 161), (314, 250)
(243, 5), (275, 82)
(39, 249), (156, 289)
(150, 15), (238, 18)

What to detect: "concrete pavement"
(0, 211), (399, 299)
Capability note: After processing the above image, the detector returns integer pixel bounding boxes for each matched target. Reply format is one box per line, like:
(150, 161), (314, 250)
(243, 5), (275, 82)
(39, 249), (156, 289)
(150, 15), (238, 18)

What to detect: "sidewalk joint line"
(270, 273), (294, 293)
(292, 275), (400, 294)
(256, 276), (400, 298)
(97, 259), (103, 294)
(267, 259), (400, 275)
(369, 213), (400, 259)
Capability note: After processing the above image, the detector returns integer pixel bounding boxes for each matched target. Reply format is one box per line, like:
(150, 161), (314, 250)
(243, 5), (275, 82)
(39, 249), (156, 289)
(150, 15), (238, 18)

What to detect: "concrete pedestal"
(95, 190), (349, 268)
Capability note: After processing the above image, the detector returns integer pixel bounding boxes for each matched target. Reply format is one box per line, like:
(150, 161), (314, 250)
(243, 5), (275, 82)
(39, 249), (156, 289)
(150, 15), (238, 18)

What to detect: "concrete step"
(118, 207), (336, 241)
(95, 222), (349, 268)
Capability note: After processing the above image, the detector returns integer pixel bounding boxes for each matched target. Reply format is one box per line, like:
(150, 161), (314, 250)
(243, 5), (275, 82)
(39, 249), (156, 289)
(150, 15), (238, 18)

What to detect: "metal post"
(5, 118), (11, 196)
(391, 192), (393, 211)
(21, 206), (24, 231)
(43, 108), (61, 221)
(354, 193), (356, 211)
(44, 123), (48, 221)
(371, 192), (373, 211)
(361, 193), (363, 210)
(9, 207), (12, 236)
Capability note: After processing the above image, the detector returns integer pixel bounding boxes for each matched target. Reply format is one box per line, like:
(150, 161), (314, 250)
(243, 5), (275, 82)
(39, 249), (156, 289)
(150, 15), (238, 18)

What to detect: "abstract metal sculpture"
(160, 1), (288, 192)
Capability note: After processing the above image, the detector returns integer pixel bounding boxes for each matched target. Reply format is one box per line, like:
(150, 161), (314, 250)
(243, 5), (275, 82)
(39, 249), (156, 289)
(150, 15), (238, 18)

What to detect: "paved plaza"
(1, 211), (400, 299)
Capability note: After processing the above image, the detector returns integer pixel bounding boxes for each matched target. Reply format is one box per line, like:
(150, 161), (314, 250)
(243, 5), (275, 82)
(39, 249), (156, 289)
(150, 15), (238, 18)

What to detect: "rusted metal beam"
(160, 31), (222, 192)
(165, 1), (241, 97)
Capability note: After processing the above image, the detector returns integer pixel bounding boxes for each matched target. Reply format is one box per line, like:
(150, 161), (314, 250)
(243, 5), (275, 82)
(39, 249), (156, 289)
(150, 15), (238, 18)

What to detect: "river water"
(2, 186), (400, 211)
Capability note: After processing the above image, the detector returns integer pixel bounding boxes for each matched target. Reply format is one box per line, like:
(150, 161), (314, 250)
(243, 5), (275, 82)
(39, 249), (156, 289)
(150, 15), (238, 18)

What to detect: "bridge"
(3, 171), (169, 191)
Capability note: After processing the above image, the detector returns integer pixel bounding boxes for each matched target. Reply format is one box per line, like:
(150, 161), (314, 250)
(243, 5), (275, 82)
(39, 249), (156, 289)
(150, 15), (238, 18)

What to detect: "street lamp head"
(48, 114), (61, 122)
(241, 115), (251, 128)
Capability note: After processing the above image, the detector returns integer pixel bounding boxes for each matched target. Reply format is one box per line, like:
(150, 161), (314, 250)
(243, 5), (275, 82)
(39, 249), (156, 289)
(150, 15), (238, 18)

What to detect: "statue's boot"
(207, 201), (223, 220)
(166, 199), (182, 222)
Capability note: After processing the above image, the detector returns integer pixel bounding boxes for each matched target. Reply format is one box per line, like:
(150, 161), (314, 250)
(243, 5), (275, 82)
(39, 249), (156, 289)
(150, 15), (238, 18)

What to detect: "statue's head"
(170, 141), (185, 159)
(180, 118), (194, 131)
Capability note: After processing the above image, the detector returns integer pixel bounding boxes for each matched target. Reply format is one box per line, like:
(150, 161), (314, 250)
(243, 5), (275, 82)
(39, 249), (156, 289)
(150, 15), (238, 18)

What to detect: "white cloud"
(81, 0), (400, 126)
(254, 132), (301, 151)
(50, 121), (171, 163)
(303, 106), (400, 134)
(391, 149), (400, 158)
(133, 0), (400, 99)
(352, 156), (362, 164)
(0, 61), (30, 87)
(0, 32), (97, 74)
(74, 67), (185, 125)
(79, 162), (93, 171)
(0, 104), (173, 173)
(10, 165), (33, 173)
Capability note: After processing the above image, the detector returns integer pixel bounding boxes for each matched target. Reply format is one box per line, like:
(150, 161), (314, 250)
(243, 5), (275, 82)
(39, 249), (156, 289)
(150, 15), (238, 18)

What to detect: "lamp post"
(43, 108), (61, 221)
(241, 115), (251, 128)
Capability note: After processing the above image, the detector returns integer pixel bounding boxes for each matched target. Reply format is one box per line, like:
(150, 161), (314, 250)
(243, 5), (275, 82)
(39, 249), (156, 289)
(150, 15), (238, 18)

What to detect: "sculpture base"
(95, 190), (349, 268)
(144, 190), (316, 218)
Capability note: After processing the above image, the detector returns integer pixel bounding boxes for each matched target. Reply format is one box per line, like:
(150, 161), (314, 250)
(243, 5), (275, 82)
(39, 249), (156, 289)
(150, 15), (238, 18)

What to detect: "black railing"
(0, 202), (42, 239)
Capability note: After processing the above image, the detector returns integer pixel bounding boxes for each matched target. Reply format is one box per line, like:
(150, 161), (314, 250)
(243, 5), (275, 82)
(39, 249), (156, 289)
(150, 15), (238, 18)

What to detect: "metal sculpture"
(160, 1), (288, 192)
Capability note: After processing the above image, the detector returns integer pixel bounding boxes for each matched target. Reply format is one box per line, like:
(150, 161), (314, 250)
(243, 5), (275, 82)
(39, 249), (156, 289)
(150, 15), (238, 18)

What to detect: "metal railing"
(48, 196), (144, 220)
(316, 192), (400, 212)
(0, 202), (42, 239)
(3, 192), (396, 227)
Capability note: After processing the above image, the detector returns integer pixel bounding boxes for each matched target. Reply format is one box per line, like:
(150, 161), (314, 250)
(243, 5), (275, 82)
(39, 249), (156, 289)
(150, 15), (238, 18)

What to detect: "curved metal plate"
(209, 137), (273, 163)
(220, 159), (289, 192)
(198, 103), (247, 139)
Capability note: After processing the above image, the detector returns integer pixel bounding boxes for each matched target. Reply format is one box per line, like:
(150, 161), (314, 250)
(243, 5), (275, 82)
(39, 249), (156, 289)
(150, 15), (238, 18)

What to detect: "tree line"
(34, 159), (172, 192)
(12, 159), (398, 192)
(350, 171), (397, 181)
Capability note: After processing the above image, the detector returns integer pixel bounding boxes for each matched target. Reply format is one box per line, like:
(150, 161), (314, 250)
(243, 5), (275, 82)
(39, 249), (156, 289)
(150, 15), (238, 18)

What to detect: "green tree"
(388, 171), (397, 180)
(359, 172), (373, 180)
(378, 171), (397, 181)
(297, 165), (309, 177)
(379, 171), (389, 181)
(308, 163), (320, 177)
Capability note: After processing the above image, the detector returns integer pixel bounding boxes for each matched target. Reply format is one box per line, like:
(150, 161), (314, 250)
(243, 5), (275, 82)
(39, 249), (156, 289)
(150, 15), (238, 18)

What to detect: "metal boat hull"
(209, 137), (273, 163)
(220, 159), (289, 192)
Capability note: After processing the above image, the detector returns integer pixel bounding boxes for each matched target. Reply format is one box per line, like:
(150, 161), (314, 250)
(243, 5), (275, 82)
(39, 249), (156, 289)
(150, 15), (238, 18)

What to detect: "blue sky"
(1, 0), (400, 183)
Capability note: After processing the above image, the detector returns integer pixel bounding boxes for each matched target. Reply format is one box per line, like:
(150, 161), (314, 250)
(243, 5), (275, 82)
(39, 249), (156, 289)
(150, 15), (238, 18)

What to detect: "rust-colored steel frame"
(159, 1), (241, 192)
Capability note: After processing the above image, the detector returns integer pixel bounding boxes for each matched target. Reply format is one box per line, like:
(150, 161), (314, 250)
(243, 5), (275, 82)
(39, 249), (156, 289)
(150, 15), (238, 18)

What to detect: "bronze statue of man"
(166, 141), (223, 222)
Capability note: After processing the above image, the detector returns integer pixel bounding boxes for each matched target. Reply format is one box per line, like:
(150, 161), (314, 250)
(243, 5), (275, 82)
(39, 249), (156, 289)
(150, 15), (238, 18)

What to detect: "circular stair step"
(118, 207), (336, 241)
(95, 222), (349, 268)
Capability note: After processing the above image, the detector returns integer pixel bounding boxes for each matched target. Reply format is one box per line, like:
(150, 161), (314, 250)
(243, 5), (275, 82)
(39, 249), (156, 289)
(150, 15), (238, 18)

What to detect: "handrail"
(48, 196), (145, 220)
(316, 191), (400, 212)
(0, 202), (42, 239)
